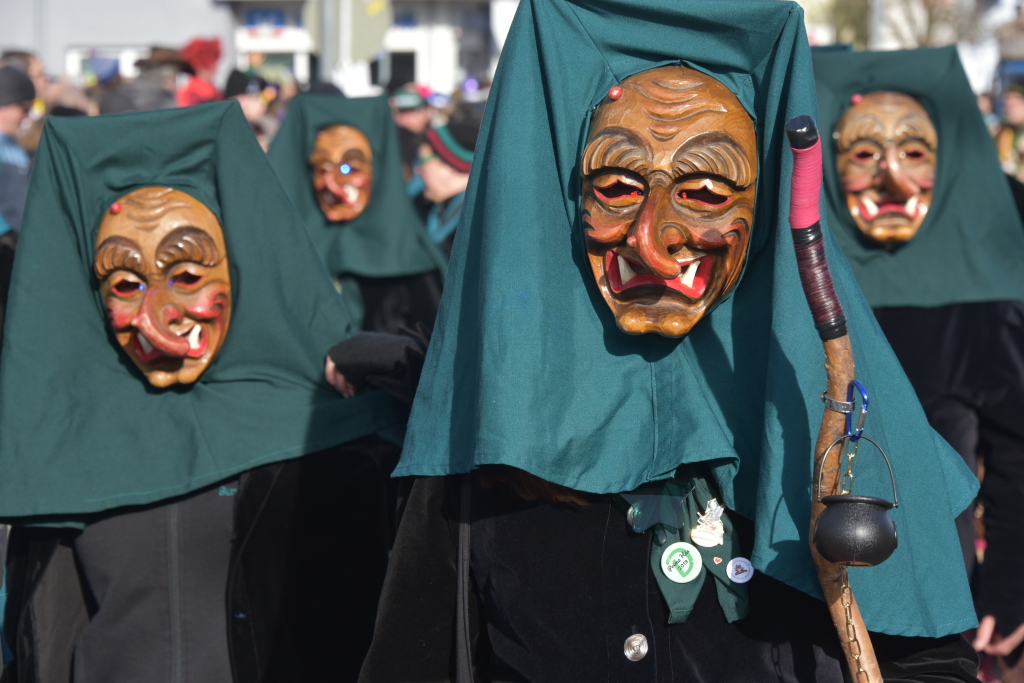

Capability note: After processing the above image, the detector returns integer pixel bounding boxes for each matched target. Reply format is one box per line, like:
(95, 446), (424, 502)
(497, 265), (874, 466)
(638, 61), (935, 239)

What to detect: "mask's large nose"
(131, 287), (190, 356)
(878, 145), (920, 199)
(629, 184), (684, 280)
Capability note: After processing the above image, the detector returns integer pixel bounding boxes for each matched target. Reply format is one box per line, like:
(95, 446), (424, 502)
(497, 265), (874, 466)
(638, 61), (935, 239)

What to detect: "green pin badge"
(660, 541), (702, 584)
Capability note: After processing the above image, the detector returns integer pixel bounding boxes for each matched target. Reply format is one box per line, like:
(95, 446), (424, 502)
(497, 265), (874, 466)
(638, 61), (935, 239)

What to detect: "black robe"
(359, 475), (980, 683)
(2, 435), (400, 683)
(875, 301), (1024, 666)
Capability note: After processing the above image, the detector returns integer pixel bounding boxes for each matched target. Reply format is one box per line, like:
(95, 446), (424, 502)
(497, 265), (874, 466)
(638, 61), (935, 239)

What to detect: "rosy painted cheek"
(582, 205), (632, 244)
(690, 223), (746, 250)
(183, 285), (230, 322)
(106, 300), (138, 330)
(912, 172), (935, 189)
(842, 174), (873, 193)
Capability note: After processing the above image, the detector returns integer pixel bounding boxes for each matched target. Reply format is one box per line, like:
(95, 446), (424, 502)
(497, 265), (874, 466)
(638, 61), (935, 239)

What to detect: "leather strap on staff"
(785, 116), (881, 683)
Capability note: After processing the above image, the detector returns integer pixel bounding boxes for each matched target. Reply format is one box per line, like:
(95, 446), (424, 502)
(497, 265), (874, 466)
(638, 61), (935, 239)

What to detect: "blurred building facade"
(0, 0), (516, 95)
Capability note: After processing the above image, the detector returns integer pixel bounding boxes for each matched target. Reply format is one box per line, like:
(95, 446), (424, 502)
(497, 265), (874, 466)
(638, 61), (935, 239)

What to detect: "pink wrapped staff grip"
(790, 140), (823, 231)
(789, 139), (822, 230)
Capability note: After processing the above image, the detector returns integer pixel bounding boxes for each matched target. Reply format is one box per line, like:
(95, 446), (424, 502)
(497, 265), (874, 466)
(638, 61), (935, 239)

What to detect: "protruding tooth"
(138, 333), (154, 355)
(343, 184), (360, 204)
(861, 196), (879, 219)
(680, 260), (700, 288)
(905, 196), (919, 216)
(918, 202), (928, 216)
(188, 325), (202, 351)
(851, 205), (860, 217)
(618, 255), (636, 285)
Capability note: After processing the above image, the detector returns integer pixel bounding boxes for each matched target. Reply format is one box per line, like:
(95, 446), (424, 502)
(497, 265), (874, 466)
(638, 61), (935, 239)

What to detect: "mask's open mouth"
(604, 250), (712, 299)
(132, 323), (208, 363)
(856, 194), (926, 222)
(321, 184), (361, 207)
(322, 169), (363, 208)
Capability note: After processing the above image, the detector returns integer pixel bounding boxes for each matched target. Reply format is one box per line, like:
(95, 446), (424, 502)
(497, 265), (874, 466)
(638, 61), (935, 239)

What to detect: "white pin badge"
(661, 541), (703, 584)
(690, 498), (725, 548)
(726, 557), (754, 584)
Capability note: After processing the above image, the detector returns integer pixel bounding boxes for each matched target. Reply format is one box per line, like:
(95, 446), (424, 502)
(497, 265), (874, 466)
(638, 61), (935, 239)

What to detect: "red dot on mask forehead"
(110, 202), (122, 214)
(608, 86), (623, 101)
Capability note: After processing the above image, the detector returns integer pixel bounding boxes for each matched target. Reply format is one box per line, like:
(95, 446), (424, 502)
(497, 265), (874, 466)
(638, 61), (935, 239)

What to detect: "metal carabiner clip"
(845, 380), (868, 442)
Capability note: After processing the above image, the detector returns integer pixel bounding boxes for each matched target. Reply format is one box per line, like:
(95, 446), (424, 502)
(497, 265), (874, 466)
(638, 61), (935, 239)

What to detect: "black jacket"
(360, 475), (980, 683)
(1, 436), (400, 683)
(876, 300), (1024, 665)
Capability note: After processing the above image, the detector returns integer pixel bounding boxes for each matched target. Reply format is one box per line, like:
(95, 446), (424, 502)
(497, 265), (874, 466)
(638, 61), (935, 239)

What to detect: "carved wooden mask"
(94, 187), (232, 388)
(582, 65), (757, 337)
(309, 124), (374, 222)
(834, 91), (937, 246)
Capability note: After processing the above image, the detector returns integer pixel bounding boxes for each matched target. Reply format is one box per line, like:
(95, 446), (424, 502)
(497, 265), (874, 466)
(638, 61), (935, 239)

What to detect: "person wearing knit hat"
(418, 102), (482, 255)
(177, 38), (222, 107)
(0, 65), (35, 233)
(223, 69), (278, 149)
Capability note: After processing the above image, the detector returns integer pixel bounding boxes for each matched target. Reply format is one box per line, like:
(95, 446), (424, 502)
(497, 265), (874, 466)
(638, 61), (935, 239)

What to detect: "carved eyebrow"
(837, 114), (886, 152)
(94, 236), (145, 280)
(894, 113), (938, 149)
(581, 127), (651, 176)
(342, 149), (369, 164)
(672, 132), (754, 188)
(155, 226), (222, 270)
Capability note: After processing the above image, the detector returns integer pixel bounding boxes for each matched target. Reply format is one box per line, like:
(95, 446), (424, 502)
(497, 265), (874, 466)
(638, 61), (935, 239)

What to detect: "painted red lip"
(131, 325), (208, 363)
(604, 250), (712, 298)
(132, 332), (164, 363)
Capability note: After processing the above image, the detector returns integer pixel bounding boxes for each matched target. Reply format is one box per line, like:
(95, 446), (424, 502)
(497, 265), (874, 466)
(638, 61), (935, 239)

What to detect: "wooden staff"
(785, 115), (882, 683)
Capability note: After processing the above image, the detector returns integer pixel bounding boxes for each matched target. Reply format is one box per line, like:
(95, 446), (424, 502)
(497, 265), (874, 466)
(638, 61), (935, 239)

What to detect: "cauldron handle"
(817, 435), (899, 508)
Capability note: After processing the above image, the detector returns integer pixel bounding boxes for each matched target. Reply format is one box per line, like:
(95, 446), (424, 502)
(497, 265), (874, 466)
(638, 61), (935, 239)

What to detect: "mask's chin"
(849, 191), (930, 246)
(120, 322), (218, 388)
(589, 247), (720, 337)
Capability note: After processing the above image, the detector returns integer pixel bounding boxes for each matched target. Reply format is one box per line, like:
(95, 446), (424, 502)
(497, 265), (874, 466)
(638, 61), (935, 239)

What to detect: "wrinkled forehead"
(97, 187), (224, 247)
(836, 92), (937, 149)
(589, 66), (755, 146)
(311, 124), (372, 159)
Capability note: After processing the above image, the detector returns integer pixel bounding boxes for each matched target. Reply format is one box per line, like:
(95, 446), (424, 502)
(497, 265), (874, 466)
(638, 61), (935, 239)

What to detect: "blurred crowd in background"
(0, 40), (487, 250)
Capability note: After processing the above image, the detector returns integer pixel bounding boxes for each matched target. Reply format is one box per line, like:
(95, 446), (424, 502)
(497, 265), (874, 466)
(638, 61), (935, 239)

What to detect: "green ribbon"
(628, 468), (750, 625)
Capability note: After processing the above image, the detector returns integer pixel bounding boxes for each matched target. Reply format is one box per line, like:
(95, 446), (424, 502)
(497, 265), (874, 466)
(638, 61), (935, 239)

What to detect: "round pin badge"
(660, 542), (703, 584)
(726, 557), (754, 583)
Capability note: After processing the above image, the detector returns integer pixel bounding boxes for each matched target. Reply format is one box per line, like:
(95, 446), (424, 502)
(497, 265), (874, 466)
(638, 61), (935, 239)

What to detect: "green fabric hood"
(267, 94), (445, 280)
(814, 46), (1024, 308)
(0, 102), (407, 522)
(395, 0), (978, 637)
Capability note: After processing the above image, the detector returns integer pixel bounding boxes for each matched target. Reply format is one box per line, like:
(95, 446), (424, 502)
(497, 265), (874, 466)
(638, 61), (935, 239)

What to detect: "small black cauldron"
(814, 494), (897, 566)
(812, 435), (899, 567)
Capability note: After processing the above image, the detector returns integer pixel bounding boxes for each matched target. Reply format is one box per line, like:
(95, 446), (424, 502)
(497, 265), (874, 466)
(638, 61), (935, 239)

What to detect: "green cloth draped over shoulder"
(0, 102), (407, 523)
(814, 46), (1024, 308)
(267, 94), (445, 289)
(395, 0), (978, 637)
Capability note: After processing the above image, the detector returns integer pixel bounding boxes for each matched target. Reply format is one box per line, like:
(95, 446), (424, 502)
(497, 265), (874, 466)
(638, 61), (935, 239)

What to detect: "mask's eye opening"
(113, 279), (144, 295)
(853, 150), (878, 162)
(170, 271), (202, 286)
(595, 181), (645, 200)
(678, 187), (730, 206)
